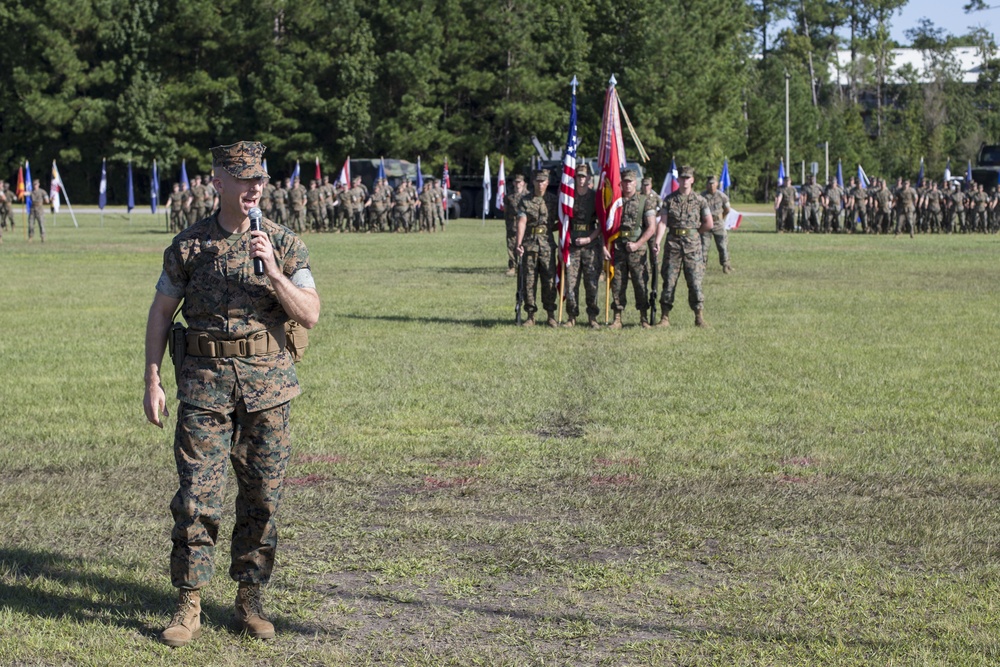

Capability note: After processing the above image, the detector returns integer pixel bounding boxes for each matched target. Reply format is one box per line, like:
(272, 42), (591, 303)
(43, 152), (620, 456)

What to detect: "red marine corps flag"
(597, 75), (625, 287)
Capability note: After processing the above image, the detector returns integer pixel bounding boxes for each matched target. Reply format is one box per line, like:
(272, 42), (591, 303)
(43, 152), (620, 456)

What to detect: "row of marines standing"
(774, 174), (997, 235)
(507, 165), (734, 329)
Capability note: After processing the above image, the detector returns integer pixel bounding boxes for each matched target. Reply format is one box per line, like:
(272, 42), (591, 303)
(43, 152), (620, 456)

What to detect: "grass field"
(1, 208), (999, 666)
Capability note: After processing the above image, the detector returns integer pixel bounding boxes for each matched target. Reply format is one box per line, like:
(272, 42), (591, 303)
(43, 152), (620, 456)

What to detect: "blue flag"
(857, 164), (869, 189)
(416, 156), (424, 191)
(99, 158), (107, 209)
(719, 158), (731, 193)
(25, 161), (33, 214)
(377, 156), (386, 181)
(966, 159), (973, 184)
(179, 159), (189, 189)
(836, 159), (843, 188)
(917, 156), (924, 183)
(126, 161), (135, 213)
(777, 159), (786, 183)
(290, 160), (300, 185)
(151, 160), (159, 214)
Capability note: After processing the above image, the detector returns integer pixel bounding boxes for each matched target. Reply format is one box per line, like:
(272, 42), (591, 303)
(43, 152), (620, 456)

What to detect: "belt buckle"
(238, 339), (248, 356)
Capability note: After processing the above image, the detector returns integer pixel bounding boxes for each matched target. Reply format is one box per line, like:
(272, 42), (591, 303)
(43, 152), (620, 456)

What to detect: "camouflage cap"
(641, 177), (652, 186)
(576, 164), (591, 177)
(678, 165), (694, 179)
(621, 169), (638, 182)
(534, 169), (550, 182)
(707, 175), (718, 185)
(513, 174), (525, 183)
(210, 141), (268, 179)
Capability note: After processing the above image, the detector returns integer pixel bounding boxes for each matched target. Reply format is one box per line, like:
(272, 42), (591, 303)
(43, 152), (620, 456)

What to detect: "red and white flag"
(724, 209), (743, 230)
(659, 158), (679, 200)
(50, 160), (62, 213)
(495, 157), (506, 211)
(336, 157), (350, 187)
(597, 76), (625, 277)
(315, 157), (322, 181)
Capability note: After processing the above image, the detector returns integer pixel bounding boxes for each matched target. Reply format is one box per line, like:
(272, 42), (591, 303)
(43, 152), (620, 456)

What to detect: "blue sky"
(891, 0), (995, 43)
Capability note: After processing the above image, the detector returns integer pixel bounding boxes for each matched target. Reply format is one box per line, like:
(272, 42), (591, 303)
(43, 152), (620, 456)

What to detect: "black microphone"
(248, 207), (265, 276)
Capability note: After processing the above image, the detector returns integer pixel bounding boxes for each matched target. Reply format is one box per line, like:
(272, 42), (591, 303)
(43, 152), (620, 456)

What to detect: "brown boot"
(694, 309), (706, 328)
(640, 310), (651, 329)
(523, 314), (535, 327)
(505, 267), (516, 277)
(564, 317), (576, 328)
(723, 263), (733, 274)
(546, 311), (558, 328)
(656, 312), (670, 327)
(235, 583), (275, 640)
(609, 313), (623, 330)
(588, 315), (599, 329)
(159, 589), (202, 647)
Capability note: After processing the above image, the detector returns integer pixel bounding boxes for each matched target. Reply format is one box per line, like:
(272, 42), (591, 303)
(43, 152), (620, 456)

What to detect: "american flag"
(495, 157), (506, 211)
(558, 80), (579, 270)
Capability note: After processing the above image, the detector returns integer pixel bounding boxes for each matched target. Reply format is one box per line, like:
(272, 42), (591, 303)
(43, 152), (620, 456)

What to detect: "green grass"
(1, 211), (999, 665)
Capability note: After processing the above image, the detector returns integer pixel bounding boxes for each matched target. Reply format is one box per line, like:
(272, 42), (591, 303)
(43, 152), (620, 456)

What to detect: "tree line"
(1, 0), (996, 205)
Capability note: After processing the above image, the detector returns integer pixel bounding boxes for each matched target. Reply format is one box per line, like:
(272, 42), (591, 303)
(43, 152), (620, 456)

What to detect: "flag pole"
(558, 262), (566, 323)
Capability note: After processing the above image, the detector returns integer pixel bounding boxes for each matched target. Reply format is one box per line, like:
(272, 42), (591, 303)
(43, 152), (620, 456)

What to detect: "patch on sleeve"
(290, 268), (316, 289)
(155, 269), (185, 298)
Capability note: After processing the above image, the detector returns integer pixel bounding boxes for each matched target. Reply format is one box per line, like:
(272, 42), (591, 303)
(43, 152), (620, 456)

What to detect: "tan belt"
(186, 327), (286, 358)
(669, 228), (695, 237)
(531, 225), (548, 235)
(618, 228), (638, 239)
(572, 224), (589, 232)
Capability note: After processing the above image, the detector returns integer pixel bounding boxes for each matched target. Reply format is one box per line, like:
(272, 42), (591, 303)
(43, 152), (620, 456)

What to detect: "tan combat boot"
(546, 311), (558, 328)
(564, 317), (576, 328)
(640, 310), (651, 329)
(723, 263), (733, 274)
(588, 315), (599, 329)
(694, 309), (706, 328)
(505, 267), (516, 277)
(523, 314), (535, 327)
(159, 589), (202, 647)
(609, 313), (623, 330)
(235, 583), (275, 640)
(656, 312), (670, 327)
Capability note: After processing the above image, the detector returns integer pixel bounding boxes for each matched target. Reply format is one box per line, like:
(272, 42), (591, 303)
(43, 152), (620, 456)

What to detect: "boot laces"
(169, 590), (197, 626)
(240, 586), (265, 616)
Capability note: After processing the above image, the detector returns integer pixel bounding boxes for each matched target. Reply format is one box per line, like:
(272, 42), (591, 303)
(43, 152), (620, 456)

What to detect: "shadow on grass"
(341, 313), (512, 328)
(324, 583), (903, 653)
(439, 266), (505, 275)
(0, 547), (322, 639)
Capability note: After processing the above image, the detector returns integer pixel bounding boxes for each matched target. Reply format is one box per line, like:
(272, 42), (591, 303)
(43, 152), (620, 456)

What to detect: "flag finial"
(571, 76), (578, 90)
(609, 74), (617, 86)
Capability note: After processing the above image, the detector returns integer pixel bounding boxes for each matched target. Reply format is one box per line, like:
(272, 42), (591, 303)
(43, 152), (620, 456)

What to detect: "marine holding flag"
(515, 169), (559, 327)
(563, 164), (606, 328)
(608, 169), (658, 329)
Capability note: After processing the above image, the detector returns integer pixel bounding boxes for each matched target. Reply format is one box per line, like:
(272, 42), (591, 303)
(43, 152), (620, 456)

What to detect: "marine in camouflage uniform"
(433, 179), (446, 231)
(260, 179), (275, 220)
(417, 182), (435, 232)
(320, 176), (336, 231)
(923, 182), (944, 233)
(821, 179), (843, 233)
(201, 175), (217, 218)
(169, 183), (186, 232)
(336, 183), (354, 232)
(188, 176), (205, 226)
(876, 180), (894, 234)
(515, 169), (559, 326)
(655, 165), (712, 327)
(272, 179), (289, 229)
(144, 141), (320, 647)
(894, 180), (917, 238)
(774, 177), (797, 232)
(0, 181), (13, 231)
(350, 176), (367, 231)
(28, 180), (50, 242)
(306, 179), (324, 232)
(392, 181), (412, 232)
(640, 177), (662, 275)
(563, 164), (603, 328)
(288, 178), (306, 233)
(947, 184), (965, 233)
(504, 174), (527, 275)
(700, 175), (732, 272)
(608, 170), (657, 329)
(799, 174), (823, 232)
(369, 180), (390, 232)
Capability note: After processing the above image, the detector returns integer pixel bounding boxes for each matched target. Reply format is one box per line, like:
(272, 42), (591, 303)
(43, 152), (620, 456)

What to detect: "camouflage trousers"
(0, 206), (12, 230)
(522, 236), (557, 316)
(660, 232), (705, 313)
(170, 399), (292, 590)
(565, 241), (602, 318)
(610, 243), (649, 313)
(170, 210), (184, 232)
(822, 207), (841, 232)
(307, 207), (324, 232)
(289, 209), (305, 233)
(273, 206), (287, 229)
(896, 208), (916, 236)
(949, 210), (964, 232)
(777, 207), (795, 232)
(802, 204), (821, 231)
(419, 206), (435, 231)
(28, 209), (45, 240)
(371, 208), (389, 232)
(506, 230), (518, 269)
(699, 230), (729, 267)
